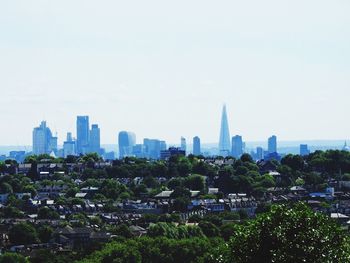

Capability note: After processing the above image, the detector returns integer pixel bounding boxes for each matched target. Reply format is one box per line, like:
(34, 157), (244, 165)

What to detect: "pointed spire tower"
(219, 104), (231, 156)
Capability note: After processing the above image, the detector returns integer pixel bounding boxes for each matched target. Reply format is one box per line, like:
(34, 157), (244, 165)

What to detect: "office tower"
(33, 121), (55, 155)
(9, 151), (26, 163)
(300, 144), (310, 156)
(49, 136), (58, 154)
(160, 141), (167, 151)
(231, 135), (243, 158)
(63, 132), (76, 157)
(218, 105), (231, 156)
(181, 137), (187, 152)
(143, 139), (166, 159)
(133, 144), (145, 158)
(118, 131), (136, 158)
(193, 136), (201, 156)
(90, 124), (101, 154)
(76, 116), (90, 155)
(268, 135), (277, 153)
(256, 147), (264, 160)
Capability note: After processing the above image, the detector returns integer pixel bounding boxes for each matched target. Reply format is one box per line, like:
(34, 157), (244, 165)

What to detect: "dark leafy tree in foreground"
(224, 203), (350, 263)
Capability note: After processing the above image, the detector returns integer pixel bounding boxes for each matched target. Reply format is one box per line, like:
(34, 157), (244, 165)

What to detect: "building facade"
(193, 136), (201, 156)
(268, 135), (277, 153)
(89, 124), (101, 154)
(118, 131), (136, 159)
(231, 135), (243, 158)
(76, 116), (90, 155)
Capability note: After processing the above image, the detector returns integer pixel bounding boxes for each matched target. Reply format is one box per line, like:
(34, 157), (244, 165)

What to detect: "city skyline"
(1, 1), (350, 146)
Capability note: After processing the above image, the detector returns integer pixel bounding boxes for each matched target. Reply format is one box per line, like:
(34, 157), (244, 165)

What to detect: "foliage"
(225, 203), (350, 263)
(0, 253), (28, 263)
(8, 222), (39, 245)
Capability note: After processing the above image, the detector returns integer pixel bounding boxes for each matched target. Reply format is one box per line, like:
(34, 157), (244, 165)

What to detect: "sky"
(0, 0), (349, 146)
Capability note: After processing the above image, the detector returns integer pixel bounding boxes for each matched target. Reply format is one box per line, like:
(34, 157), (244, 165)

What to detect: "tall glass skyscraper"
(76, 116), (90, 155)
(218, 105), (231, 156)
(193, 136), (201, 156)
(143, 138), (166, 159)
(231, 135), (243, 158)
(118, 131), (136, 158)
(33, 121), (57, 155)
(181, 137), (187, 152)
(63, 132), (76, 157)
(90, 124), (101, 154)
(268, 135), (277, 153)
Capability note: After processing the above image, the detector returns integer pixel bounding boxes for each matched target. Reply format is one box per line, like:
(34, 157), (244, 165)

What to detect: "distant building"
(160, 147), (186, 160)
(181, 137), (187, 152)
(143, 139), (166, 159)
(63, 132), (76, 157)
(32, 121), (56, 155)
(103, 151), (115, 160)
(76, 116), (90, 155)
(268, 135), (277, 153)
(300, 144), (310, 156)
(9, 151), (26, 162)
(343, 141), (350, 152)
(231, 135), (243, 158)
(256, 147), (264, 160)
(218, 105), (231, 156)
(132, 144), (145, 158)
(89, 124), (101, 154)
(118, 131), (136, 159)
(264, 152), (281, 161)
(193, 136), (201, 156)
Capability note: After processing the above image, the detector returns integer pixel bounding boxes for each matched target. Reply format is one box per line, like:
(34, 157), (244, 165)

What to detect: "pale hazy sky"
(0, 0), (349, 145)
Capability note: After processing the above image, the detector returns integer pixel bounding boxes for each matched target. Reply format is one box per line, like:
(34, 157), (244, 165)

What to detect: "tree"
(37, 207), (60, 219)
(184, 174), (205, 192)
(0, 182), (13, 194)
(0, 253), (28, 263)
(38, 225), (53, 243)
(198, 221), (220, 237)
(240, 154), (253, 163)
(220, 223), (236, 241)
(224, 203), (350, 263)
(114, 224), (133, 238)
(9, 223), (39, 245)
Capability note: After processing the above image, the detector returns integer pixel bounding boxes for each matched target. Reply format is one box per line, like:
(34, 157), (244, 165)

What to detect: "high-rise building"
(32, 121), (56, 155)
(218, 105), (231, 156)
(256, 147), (264, 160)
(343, 141), (350, 152)
(63, 132), (76, 157)
(132, 144), (145, 158)
(181, 137), (187, 152)
(143, 139), (166, 159)
(76, 116), (90, 155)
(231, 135), (243, 158)
(89, 124), (101, 154)
(268, 135), (277, 153)
(118, 131), (136, 158)
(300, 144), (310, 156)
(193, 136), (201, 156)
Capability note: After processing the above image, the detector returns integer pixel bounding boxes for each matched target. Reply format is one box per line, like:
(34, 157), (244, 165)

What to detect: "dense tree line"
(74, 203), (350, 263)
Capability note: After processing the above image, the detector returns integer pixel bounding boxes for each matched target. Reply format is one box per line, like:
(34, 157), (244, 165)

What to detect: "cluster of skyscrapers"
(30, 105), (329, 161)
(32, 116), (101, 158)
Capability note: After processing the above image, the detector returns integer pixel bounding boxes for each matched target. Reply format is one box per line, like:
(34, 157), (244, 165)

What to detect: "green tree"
(38, 225), (53, 243)
(184, 174), (205, 192)
(9, 223), (39, 245)
(225, 203), (350, 263)
(0, 253), (28, 263)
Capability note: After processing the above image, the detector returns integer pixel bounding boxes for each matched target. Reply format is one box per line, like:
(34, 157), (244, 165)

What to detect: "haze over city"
(1, 0), (350, 146)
